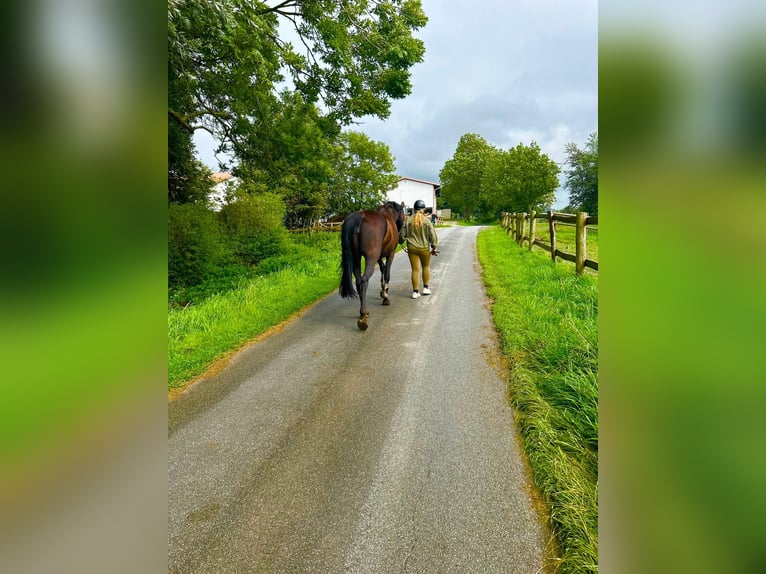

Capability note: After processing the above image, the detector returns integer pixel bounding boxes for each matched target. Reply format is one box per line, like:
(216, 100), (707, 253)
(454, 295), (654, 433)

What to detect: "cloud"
(356, 0), (597, 207)
(193, 0), (598, 207)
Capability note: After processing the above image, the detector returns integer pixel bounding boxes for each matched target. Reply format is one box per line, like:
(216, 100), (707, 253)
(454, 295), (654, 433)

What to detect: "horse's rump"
(339, 211), (363, 299)
(338, 202), (404, 320)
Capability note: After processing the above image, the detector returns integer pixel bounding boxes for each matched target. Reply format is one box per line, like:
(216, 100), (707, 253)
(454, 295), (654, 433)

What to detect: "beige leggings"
(407, 246), (431, 291)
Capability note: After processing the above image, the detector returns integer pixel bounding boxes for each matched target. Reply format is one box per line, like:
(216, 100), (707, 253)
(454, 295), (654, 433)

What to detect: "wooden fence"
(288, 221), (343, 234)
(501, 211), (598, 275)
(313, 221), (343, 231)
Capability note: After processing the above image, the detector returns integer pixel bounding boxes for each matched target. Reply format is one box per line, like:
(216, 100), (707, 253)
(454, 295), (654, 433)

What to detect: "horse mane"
(379, 201), (404, 230)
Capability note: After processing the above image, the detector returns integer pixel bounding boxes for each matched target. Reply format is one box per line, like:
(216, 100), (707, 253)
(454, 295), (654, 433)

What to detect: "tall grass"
(168, 233), (340, 388)
(477, 226), (598, 574)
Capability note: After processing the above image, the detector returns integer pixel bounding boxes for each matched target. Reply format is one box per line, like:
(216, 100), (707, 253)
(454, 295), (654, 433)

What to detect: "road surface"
(169, 225), (549, 573)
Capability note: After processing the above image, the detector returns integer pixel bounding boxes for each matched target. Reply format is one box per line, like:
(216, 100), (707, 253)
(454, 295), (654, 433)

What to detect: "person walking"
(399, 199), (438, 299)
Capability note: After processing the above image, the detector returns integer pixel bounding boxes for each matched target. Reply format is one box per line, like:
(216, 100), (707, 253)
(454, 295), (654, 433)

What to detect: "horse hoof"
(382, 298), (390, 306)
(357, 317), (368, 330)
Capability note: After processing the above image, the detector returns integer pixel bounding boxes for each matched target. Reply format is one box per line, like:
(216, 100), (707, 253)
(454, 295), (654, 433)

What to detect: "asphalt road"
(168, 225), (549, 573)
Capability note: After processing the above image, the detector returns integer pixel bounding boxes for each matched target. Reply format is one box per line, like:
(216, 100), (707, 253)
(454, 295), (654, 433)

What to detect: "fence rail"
(313, 221), (343, 230)
(501, 210), (598, 275)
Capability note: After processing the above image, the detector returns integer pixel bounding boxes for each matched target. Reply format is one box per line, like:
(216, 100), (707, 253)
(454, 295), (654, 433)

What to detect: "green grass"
(520, 219), (599, 262)
(477, 226), (598, 574)
(168, 233), (341, 388)
(548, 222), (599, 263)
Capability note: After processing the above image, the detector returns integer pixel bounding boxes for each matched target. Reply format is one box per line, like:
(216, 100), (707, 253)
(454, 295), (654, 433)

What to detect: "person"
(399, 199), (438, 299)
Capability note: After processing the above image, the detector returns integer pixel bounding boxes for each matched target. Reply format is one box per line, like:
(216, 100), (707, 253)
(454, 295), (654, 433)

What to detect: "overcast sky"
(195, 0), (597, 209)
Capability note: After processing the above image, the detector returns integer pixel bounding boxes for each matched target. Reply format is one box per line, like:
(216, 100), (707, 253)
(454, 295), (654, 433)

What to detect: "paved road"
(168, 225), (549, 573)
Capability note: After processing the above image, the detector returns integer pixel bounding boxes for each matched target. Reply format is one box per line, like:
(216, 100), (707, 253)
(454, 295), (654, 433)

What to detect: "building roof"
(211, 171), (233, 183)
(398, 176), (440, 187)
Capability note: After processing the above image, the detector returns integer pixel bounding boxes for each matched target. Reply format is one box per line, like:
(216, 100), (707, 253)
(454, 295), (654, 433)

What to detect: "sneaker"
(412, 291), (420, 299)
(422, 287), (431, 295)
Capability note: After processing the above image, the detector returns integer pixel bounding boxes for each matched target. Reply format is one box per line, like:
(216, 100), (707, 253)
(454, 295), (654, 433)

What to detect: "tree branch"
(168, 107), (233, 138)
(256, 0), (300, 17)
(168, 107), (194, 133)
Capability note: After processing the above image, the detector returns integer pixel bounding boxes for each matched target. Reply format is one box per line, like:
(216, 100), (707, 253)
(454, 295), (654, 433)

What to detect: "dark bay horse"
(339, 201), (404, 330)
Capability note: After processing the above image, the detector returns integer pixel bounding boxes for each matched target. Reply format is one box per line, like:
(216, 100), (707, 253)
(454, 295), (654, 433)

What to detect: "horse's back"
(342, 206), (399, 260)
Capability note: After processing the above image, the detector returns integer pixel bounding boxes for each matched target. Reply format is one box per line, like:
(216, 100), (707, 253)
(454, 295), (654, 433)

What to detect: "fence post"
(517, 213), (524, 245)
(529, 211), (536, 251)
(575, 211), (588, 275)
(548, 210), (556, 262)
(511, 213), (517, 240)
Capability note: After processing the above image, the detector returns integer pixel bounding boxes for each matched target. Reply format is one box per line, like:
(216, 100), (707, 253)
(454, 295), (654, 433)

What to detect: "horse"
(339, 201), (405, 330)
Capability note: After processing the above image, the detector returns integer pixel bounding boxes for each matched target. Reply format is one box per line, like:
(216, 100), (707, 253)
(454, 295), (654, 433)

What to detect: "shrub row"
(168, 194), (290, 303)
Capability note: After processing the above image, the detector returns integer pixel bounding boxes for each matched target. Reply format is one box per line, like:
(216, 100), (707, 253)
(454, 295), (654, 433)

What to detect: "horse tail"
(339, 212), (360, 299)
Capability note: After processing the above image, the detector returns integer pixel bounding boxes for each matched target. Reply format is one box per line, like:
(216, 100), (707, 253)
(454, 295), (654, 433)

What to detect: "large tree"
(234, 91), (337, 228)
(439, 133), (496, 220)
(167, 0), (427, 201)
(479, 147), (511, 217)
(483, 142), (559, 214)
(564, 132), (598, 215)
(509, 141), (559, 213)
(329, 131), (399, 215)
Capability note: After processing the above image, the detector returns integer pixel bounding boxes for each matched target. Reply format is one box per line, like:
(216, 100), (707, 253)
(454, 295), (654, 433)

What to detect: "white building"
(208, 172), (238, 211)
(387, 177), (441, 213)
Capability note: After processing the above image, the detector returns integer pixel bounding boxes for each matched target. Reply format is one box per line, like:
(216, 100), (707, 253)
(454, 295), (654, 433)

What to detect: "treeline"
(168, 1), (429, 301)
(438, 132), (598, 220)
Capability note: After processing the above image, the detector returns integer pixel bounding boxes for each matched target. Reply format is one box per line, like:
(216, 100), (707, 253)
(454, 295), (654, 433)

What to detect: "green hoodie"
(399, 214), (438, 250)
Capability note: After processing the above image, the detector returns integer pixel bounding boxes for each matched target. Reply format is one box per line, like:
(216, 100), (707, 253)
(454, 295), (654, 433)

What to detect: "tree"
(234, 91), (337, 228)
(477, 141), (558, 216)
(510, 141), (559, 213)
(167, 0), (427, 200)
(329, 131), (399, 215)
(439, 134), (495, 220)
(168, 118), (214, 204)
(564, 132), (598, 215)
(479, 147), (512, 217)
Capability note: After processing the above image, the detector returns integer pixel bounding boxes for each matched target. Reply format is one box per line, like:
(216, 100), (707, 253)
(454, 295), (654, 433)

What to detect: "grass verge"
(168, 233), (340, 389)
(477, 226), (598, 574)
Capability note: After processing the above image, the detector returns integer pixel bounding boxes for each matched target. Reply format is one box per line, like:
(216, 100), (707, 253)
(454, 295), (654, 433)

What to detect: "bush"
(168, 203), (228, 288)
(218, 192), (289, 265)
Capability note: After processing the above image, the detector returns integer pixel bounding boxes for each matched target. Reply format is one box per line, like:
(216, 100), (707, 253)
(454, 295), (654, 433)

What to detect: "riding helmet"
(413, 199), (426, 210)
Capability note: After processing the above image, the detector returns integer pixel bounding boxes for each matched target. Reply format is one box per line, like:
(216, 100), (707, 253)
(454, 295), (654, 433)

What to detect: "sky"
(194, 0), (598, 209)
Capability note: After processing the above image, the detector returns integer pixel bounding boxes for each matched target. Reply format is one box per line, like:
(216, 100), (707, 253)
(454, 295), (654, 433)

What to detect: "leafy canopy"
(440, 134), (559, 219)
(329, 131), (399, 215)
(168, 0), (427, 168)
(439, 133), (496, 220)
(564, 132), (598, 215)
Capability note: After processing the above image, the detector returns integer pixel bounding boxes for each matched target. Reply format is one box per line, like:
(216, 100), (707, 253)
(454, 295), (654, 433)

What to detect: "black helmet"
(413, 199), (426, 210)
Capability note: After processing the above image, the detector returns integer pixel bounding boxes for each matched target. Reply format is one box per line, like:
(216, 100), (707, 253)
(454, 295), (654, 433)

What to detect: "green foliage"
(477, 226), (598, 574)
(168, 0), (427, 202)
(235, 91), (336, 228)
(329, 131), (399, 214)
(484, 141), (559, 214)
(168, 263), (259, 307)
(168, 203), (228, 288)
(218, 191), (289, 264)
(441, 134), (559, 219)
(168, 233), (339, 387)
(439, 133), (497, 220)
(168, 119), (214, 204)
(564, 133), (598, 215)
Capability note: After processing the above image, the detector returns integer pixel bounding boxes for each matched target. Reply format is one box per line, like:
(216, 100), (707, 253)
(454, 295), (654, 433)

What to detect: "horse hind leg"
(379, 257), (391, 305)
(358, 257), (374, 323)
(376, 257), (393, 305)
(357, 270), (371, 331)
